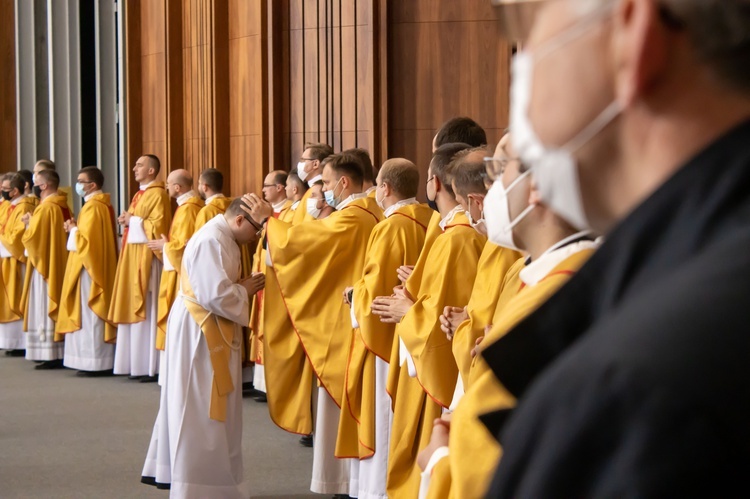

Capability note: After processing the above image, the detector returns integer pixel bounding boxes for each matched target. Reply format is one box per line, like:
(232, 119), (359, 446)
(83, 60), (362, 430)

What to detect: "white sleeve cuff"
(350, 295), (360, 328)
(0, 241), (11, 258)
(399, 337), (417, 378)
(418, 447), (450, 499)
(126, 216), (147, 244)
(163, 250), (175, 271)
(265, 248), (273, 268)
(66, 227), (78, 252)
(449, 374), (464, 411)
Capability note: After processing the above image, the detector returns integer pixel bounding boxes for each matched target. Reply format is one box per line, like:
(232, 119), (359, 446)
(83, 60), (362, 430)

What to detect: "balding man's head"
(166, 169), (194, 198)
(33, 159), (56, 174)
(378, 158), (420, 201)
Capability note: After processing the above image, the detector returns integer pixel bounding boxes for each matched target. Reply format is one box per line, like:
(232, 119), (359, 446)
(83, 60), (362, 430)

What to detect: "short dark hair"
(79, 166), (105, 189)
(379, 158), (420, 199)
(36, 169), (60, 190)
(143, 154), (161, 175)
(269, 170), (288, 186)
(7, 173), (25, 193)
(287, 172), (308, 194)
(449, 147), (490, 198)
(200, 168), (224, 193)
(431, 142), (472, 197)
(435, 117), (487, 148)
(226, 197), (253, 222)
(325, 153), (364, 188)
(35, 159), (56, 171)
(303, 142), (334, 162)
(18, 169), (33, 190)
(344, 148), (375, 183)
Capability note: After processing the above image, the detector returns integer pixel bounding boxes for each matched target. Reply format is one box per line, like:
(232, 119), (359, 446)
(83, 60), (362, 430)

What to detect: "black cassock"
(481, 120), (750, 498)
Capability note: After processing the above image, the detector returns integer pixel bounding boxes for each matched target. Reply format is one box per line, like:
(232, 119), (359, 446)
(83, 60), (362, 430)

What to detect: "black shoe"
(34, 359), (64, 370)
(76, 369), (114, 378)
(253, 393), (267, 403)
(4, 349), (25, 357)
(299, 434), (313, 447)
(128, 375), (147, 381)
(139, 375), (159, 383)
(141, 476), (157, 487)
(242, 381), (255, 391)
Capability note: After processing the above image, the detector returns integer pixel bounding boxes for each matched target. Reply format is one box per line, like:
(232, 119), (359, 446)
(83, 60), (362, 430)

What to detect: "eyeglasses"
(299, 157), (315, 162)
(263, 184), (282, 188)
(426, 175), (435, 186)
(248, 218), (264, 237)
(483, 156), (519, 182)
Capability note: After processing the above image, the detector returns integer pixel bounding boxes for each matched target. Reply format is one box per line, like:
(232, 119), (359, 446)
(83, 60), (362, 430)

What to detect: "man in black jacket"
(483, 0), (750, 496)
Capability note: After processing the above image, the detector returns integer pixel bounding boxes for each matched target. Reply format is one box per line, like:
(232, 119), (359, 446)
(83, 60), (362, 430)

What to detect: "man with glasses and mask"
(0, 173), (36, 356)
(142, 197), (264, 496)
(293, 142), (334, 225)
(56, 167), (118, 376)
(480, 1), (750, 496)
(242, 153), (382, 497)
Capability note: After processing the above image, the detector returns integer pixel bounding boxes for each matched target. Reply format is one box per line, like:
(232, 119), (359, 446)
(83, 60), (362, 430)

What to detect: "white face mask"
(306, 197), (322, 219)
(375, 186), (385, 211)
(484, 172), (535, 251)
(297, 161), (310, 182)
(510, 7), (620, 231)
(466, 197), (487, 235)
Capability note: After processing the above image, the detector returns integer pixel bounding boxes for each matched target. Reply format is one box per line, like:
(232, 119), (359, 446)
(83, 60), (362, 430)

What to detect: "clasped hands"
(240, 272), (265, 296)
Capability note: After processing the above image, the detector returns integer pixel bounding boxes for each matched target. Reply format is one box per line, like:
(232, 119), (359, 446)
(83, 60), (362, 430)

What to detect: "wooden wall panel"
(140, 0), (168, 183)
(387, 0), (511, 199)
(0, 0), (17, 174)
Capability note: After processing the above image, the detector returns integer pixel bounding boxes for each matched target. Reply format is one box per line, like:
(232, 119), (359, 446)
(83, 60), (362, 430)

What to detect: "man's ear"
(528, 175), (542, 206)
(382, 182), (390, 198)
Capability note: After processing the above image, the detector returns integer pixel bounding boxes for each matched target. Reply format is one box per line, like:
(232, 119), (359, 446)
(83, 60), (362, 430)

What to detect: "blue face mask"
(324, 178), (342, 208)
(75, 183), (87, 197)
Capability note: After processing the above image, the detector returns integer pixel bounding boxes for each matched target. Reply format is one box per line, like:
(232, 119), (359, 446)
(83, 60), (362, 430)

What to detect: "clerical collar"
(307, 174), (323, 187)
(139, 180), (154, 191)
(366, 186), (377, 195)
(177, 190), (197, 206)
(11, 195), (26, 206)
(84, 190), (103, 202)
(272, 199), (287, 213)
(385, 197), (418, 218)
(205, 193), (225, 204)
(336, 192), (367, 211)
(290, 200), (301, 211)
(519, 232), (599, 286)
(439, 205), (465, 230)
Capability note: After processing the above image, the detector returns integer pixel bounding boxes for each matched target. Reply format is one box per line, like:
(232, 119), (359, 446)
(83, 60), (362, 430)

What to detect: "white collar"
(272, 199), (287, 213)
(205, 193), (225, 204)
(439, 205), (465, 231)
(336, 192), (367, 211)
(519, 232), (599, 286)
(11, 195), (26, 206)
(307, 174), (323, 187)
(177, 191), (198, 206)
(139, 181), (154, 191)
(365, 185), (377, 195)
(384, 197), (418, 218)
(291, 200), (301, 211)
(84, 190), (103, 202)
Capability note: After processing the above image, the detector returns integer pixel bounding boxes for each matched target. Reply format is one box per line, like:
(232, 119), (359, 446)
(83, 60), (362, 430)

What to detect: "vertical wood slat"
(125, 0), (142, 197)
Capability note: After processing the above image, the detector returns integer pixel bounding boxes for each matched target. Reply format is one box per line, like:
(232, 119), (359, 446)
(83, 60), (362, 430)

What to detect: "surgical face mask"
(466, 197), (487, 235)
(375, 185), (385, 210)
(306, 197), (322, 219)
(75, 183), (87, 197)
(297, 161), (310, 182)
(324, 178), (342, 208)
(1, 190), (11, 201)
(484, 171), (535, 251)
(510, 6), (619, 231)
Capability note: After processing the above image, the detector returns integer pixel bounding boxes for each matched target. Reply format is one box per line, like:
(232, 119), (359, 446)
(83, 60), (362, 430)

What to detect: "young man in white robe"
(141, 198), (265, 497)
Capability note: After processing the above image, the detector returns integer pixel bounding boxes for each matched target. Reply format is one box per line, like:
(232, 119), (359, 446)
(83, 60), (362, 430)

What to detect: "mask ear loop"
(502, 169), (536, 232)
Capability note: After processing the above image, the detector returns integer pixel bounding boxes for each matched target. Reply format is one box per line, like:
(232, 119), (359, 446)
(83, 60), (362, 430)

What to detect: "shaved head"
(378, 158), (420, 199)
(168, 169), (193, 189)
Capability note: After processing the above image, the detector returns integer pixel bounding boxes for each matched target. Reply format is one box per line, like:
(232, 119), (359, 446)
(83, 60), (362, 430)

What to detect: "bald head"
(166, 169), (194, 198)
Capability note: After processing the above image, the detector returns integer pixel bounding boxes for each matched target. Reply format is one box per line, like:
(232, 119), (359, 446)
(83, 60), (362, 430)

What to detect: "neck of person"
(140, 177), (156, 188)
(521, 216), (578, 262)
(437, 195), (460, 219)
(40, 190), (54, 201)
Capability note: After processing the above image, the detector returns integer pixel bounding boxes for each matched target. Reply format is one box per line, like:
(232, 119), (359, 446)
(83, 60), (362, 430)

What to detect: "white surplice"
(311, 385), (352, 495)
(24, 268), (64, 361)
(0, 256), (25, 350)
(142, 214), (250, 498)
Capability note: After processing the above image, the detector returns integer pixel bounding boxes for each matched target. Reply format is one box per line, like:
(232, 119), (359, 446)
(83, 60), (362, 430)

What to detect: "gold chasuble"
(56, 193), (118, 342)
(20, 194), (71, 335)
(194, 195), (232, 230)
(0, 197), (37, 323)
(155, 195), (203, 350)
(428, 248), (595, 499)
(248, 200), (293, 366)
(0, 201), (8, 321)
(108, 182), (171, 325)
(387, 210), (485, 499)
(263, 196), (382, 435)
(336, 203), (434, 459)
(452, 243), (522, 386)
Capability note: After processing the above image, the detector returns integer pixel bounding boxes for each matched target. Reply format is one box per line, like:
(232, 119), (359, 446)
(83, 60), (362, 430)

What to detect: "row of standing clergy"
(0, 157), (258, 377)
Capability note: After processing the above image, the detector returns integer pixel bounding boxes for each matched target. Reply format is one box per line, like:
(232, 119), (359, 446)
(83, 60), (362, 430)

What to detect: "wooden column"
(0, 0), (17, 173)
